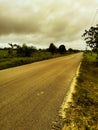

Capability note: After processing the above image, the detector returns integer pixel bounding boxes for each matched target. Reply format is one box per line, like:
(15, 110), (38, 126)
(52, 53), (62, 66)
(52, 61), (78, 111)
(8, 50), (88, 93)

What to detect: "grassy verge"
(0, 50), (69, 70)
(63, 52), (98, 130)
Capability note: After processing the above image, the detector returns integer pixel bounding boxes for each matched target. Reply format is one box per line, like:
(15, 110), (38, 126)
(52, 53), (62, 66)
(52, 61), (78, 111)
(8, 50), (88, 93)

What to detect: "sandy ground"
(0, 53), (83, 130)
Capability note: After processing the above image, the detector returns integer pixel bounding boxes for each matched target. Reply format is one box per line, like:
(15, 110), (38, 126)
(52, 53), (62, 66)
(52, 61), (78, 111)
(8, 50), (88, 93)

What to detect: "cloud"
(0, 0), (98, 49)
(0, 1), (42, 35)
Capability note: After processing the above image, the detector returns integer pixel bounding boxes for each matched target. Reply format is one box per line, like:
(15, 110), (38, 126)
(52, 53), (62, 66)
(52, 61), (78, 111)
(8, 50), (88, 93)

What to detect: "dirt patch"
(59, 63), (81, 119)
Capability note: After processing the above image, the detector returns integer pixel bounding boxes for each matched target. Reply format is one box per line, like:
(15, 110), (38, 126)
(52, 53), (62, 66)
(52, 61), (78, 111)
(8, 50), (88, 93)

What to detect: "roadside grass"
(0, 50), (8, 58)
(0, 50), (65, 70)
(63, 52), (98, 130)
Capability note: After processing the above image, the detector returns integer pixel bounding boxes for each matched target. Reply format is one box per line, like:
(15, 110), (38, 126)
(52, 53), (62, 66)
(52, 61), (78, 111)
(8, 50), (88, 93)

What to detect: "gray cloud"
(0, 0), (98, 49)
(0, 2), (42, 35)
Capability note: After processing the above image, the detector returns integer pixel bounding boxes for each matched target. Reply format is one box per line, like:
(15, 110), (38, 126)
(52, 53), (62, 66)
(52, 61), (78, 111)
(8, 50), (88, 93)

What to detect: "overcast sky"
(0, 0), (98, 49)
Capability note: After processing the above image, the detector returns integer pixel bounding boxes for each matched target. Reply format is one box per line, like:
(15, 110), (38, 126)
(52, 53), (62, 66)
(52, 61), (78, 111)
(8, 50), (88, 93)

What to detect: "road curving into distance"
(0, 53), (83, 130)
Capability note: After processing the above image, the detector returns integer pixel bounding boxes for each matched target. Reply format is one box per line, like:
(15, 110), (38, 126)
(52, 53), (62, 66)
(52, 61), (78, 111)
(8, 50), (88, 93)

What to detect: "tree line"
(1, 43), (79, 57)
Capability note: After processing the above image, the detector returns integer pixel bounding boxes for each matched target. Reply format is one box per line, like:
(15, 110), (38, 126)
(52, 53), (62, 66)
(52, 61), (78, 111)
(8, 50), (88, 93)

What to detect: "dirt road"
(0, 53), (83, 130)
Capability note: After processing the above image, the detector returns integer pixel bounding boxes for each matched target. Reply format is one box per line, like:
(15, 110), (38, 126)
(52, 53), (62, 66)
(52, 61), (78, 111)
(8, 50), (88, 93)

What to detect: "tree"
(58, 44), (66, 54)
(48, 43), (57, 54)
(15, 44), (36, 57)
(68, 48), (73, 52)
(8, 43), (14, 56)
(82, 24), (98, 57)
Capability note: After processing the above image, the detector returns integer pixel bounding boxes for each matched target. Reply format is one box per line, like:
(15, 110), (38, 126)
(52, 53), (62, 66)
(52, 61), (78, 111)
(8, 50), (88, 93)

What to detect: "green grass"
(0, 50), (64, 70)
(63, 52), (98, 130)
(0, 50), (8, 58)
(84, 52), (97, 62)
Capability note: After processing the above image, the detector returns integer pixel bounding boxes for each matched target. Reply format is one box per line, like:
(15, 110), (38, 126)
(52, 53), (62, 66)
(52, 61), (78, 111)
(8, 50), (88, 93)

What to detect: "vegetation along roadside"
(62, 52), (98, 130)
(0, 43), (80, 70)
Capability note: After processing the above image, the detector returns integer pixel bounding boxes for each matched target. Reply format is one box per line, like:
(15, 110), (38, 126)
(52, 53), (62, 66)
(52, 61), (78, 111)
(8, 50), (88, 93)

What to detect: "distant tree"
(58, 44), (66, 54)
(19, 44), (31, 57)
(15, 44), (37, 57)
(68, 48), (73, 52)
(8, 43), (14, 56)
(82, 24), (98, 57)
(21, 44), (28, 56)
(14, 44), (22, 56)
(8, 43), (14, 49)
(48, 43), (57, 54)
(73, 49), (80, 53)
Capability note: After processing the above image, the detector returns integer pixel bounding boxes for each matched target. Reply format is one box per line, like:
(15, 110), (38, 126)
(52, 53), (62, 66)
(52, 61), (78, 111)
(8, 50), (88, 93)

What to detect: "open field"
(63, 52), (98, 130)
(0, 53), (82, 130)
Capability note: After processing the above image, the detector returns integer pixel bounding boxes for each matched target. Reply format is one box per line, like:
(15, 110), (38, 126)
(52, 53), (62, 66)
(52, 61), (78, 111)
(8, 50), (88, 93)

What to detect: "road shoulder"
(62, 52), (98, 130)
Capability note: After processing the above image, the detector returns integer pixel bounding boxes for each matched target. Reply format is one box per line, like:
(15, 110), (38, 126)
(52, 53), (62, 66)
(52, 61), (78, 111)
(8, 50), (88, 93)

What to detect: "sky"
(0, 0), (98, 49)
